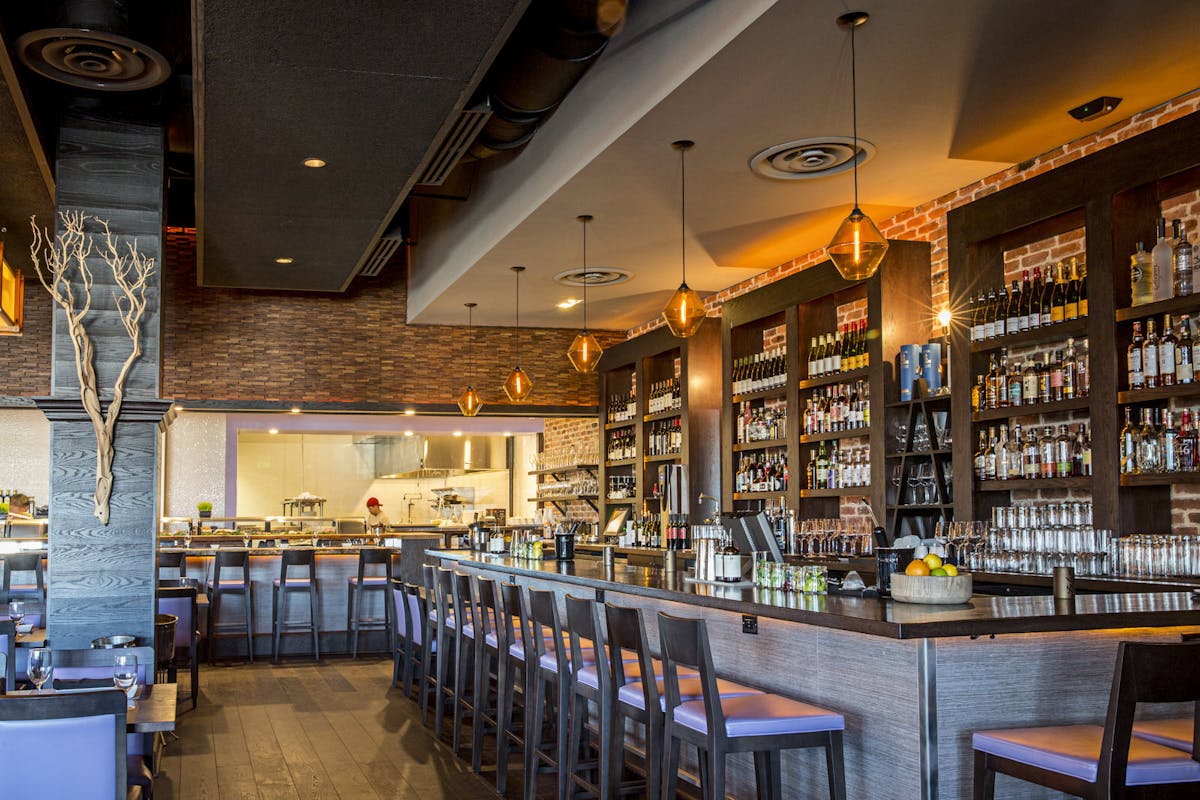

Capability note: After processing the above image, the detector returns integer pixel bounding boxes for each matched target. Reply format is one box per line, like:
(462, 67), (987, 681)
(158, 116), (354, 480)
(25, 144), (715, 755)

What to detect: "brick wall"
(158, 231), (624, 407)
(1002, 228), (1087, 284)
(541, 417), (600, 522)
(0, 284), (52, 396)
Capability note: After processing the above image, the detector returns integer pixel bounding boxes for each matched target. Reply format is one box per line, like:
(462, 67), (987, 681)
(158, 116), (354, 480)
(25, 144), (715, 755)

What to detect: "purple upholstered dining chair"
(157, 583), (201, 709)
(973, 640), (1200, 799)
(0, 688), (137, 799)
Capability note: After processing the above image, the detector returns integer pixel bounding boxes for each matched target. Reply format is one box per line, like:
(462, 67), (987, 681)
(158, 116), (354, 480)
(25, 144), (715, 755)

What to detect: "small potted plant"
(197, 501), (213, 519)
(0, 502), (8, 520)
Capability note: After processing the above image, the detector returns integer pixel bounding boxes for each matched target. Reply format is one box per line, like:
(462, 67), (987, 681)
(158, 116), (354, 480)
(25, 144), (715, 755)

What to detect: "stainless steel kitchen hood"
(358, 433), (508, 480)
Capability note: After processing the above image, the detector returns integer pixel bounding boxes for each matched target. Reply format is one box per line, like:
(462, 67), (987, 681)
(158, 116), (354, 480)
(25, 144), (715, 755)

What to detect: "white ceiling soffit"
(406, 0), (779, 324)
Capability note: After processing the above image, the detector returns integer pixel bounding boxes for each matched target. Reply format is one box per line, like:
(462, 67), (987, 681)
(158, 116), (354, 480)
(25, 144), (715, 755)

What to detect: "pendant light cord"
(514, 268), (521, 366)
(581, 218), (589, 332)
(850, 21), (860, 209)
(467, 305), (474, 383)
(679, 146), (687, 285)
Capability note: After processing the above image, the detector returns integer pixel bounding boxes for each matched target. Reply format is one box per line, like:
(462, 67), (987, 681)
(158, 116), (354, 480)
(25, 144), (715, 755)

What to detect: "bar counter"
(439, 550), (1200, 800)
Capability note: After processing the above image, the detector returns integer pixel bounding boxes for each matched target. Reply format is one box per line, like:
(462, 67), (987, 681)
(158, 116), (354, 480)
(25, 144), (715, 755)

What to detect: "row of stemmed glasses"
(793, 518), (873, 558)
(890, 463), (947, 505)
(22, 648), (139, 705)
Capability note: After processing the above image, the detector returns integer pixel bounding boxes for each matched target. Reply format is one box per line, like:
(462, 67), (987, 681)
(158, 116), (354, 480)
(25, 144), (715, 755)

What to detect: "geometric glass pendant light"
(457, 302), (483, 416)
(567, 214), (603, 372)
(825, 11), (888, 281)
(661, 139), (706, 338)
(503, 265), (533, 402)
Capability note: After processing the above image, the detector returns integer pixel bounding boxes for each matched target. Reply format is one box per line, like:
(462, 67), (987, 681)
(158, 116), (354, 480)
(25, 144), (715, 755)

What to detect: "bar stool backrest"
(433, 567), (454, 627)
(564, 594), (605, 685)
(0, 689), (129, 798)
(0, 619), (14, 692)
(1, 552), (45, 601)
(527, 588), (566, 673)
(657, 612), (726, 739)
(278, 547), (316, 585)
(499, 581), (528, 658)
(475, 577), (499, 644)
(357, 547), (393, 587)
(212, 548), (250, 587)
(157, 551), (186, 580)
(399, 581), (424, 646)
(157, 585), (199, 651)
(52, 645), (157, 687)
(1097, 641), (1200, 788)
(452, 572), (476, 633)
(605, 602), (658, 714)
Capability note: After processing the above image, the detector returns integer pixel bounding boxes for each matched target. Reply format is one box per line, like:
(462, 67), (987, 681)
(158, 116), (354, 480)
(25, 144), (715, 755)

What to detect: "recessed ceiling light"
(303, 158), (327, 168)
(274, 257), (294, 265)
(268, 428), (279, 435)
(404, 409), (416, 416)
(289, 406), (301, 414)
(503, 431), (513, 437)
(404, 430), (414, 437)
(453, 431), (463, 437)
(557, 298), (581, 309)
(173, 404), (184, 412)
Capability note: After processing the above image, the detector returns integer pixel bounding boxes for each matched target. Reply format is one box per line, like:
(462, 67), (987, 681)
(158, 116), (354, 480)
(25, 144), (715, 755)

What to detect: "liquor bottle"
(1120, 407), (1138, 474)
(1037, 427), (1055, 478)
(983, 288), (997, 339)
(1128, 321), (1145, 390)
(1006, 280), (1020, 334)
(1007, 423), (1023, 479)
(1077, 258), (1088, 316)
(1062, 339), (1077, 399)
(1018, 270), (1033, 331)
(1049, 262), (1067, 323)
(983, 427), (997, 480)
(996, 349), (1011, 408)
(815, 442), (830, 489)
(1076, 339), (1090, 397)
(974, 430), (988, 481)
(1163, 410), (1179, 473)
(1022, 358), (1038, 406)
(1022, 427), (1039, 479)
(995, 284), (1009, 336)
(1143, 318), (1160, 389)
(1029, 267), (1044, 328)
(1054, 424), (1073, 478)
(1179, 410), (1197, 472)
(969, 293), (982, 342)
(995, 424), (1011, 480)
(1177, 315), (1194, 384)
(1130, 242), (1153, 306)
(1049, 349), (1065, 402)
(971, 375), (984, 412)
(859, 320), (870, 368)
(1137, 408), (1162, 473)
(1173, 219), (1193, 297)
(831, 330), (842, 373)
(1152, 217), (1174, 301)
(1159, 315), (1177, 387)
(1065, 258), (1080, 320)
(984, 353), (1000, 409)
(807, 337), (819, 379)
(1037, 357), (1051, 404)
(1079, 424), (1093, 476)
(1007, 360), (1023, 407)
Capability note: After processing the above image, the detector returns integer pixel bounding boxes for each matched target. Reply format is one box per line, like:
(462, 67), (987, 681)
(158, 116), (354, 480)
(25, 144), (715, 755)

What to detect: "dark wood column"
(38, 104), (167, 648)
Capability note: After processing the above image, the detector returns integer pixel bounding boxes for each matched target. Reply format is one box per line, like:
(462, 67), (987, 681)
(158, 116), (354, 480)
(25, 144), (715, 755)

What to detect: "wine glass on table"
(28, 648), (51, 692)
(113, 653), (138, 706)
(8, 600), (24, 628)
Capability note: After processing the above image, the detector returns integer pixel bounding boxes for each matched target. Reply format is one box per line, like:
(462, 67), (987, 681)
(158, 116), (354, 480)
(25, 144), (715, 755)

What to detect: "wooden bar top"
(437, 550), (1200, 640)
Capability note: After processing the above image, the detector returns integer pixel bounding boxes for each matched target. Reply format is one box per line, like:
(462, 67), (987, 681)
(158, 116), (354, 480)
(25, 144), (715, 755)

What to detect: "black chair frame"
(207, 549), (253, 663)
(271, 548), (320, 662)
(346, 546), (393, 658)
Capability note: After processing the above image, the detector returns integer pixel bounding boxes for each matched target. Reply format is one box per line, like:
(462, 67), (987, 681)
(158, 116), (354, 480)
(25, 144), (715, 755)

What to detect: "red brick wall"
(0, 285), (52, 395)
(541, 417), (600, 522)
(159, 231), (624, 407)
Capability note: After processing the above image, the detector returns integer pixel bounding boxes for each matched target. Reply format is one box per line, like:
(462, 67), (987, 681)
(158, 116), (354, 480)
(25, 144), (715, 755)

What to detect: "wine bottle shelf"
(733, 439), (788, 452)
(1117, 383), (1200, 404)
(799, 487), (870, 498)
(886, 394), (952, 409)
(605, 497), (638, 504)
(976, 477), (1091, 491)
(1119, 472), (1200, 487)
(528, 464), (598, 476)
(799, 426), (871, 444)
(604, 458), (638, 468)
(733, 491), (787, 501)
(969, 317), (1088, 354)
(731, 386), (788, 404)
(604, 419), (636, 431)
(886, 448), (953, 459)
(886, 503), (953, 511)
(797, 366), (870, 390)
(530, 494), (599, 503)
(643, 409), (683, 422)
(972, 396), (1090, 422)
(1115, 294), (1200, 323)
(643, 453), (681, 463)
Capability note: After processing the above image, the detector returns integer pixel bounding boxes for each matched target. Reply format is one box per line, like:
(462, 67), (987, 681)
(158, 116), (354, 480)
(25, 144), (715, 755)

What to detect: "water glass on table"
(113, 653), (138, 706)
(28, 648), (51, 692)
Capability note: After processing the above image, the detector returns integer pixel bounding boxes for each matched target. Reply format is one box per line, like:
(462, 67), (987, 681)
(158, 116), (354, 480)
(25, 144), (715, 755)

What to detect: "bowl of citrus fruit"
(889, 553), (972, 605)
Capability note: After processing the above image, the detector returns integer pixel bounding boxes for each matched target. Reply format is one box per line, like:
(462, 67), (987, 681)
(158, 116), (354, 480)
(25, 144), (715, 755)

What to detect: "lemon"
(905, 559), (931, 576)
(942, 563), (959, 577)
(929, 567), (948, 577)
(923, 553), (944, 570)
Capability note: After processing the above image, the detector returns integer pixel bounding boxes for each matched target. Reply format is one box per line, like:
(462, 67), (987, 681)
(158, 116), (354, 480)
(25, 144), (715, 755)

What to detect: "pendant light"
(457, 302), (483, 417)
(825, 11), (888, 281)
(503, 266), (533, 402)
(661, 139), (705, 338)
(567, 214), (604, 372)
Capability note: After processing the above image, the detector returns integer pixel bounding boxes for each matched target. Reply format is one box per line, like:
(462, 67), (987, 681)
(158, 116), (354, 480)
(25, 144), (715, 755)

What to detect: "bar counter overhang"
(438, 550), (1200, 800)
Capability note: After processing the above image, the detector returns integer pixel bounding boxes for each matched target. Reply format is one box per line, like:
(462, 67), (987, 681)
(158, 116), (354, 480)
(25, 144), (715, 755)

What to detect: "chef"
(366, 497), (390, 528)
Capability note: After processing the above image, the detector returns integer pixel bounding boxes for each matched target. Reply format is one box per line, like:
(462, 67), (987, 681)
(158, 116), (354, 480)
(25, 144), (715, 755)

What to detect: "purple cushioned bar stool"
(658, 611), (846, 800)
(470, 575), (502, 775)
(430, 567), (458, 737)
(390, 579), (417, 697)
(271, 548), (320, 663)
(602, 602), (756, 800)
(973, 640), (1200, 799)
(419, 565), (441, 725)
(1132, 716), (1196, 754)
(157, 583), (201, 709)
(523, 587), (575, 800)
(495, 580), (529, 796)
(206, 549), (253, 663)
(156, 551), (186, 581)
(449, 571), (478, 755)
(0, 688), (137, 800)
(346, 547), (393, 658)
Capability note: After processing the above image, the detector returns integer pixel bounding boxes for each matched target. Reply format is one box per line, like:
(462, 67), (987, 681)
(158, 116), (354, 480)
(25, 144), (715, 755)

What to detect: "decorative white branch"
(30, 212), (156, 525)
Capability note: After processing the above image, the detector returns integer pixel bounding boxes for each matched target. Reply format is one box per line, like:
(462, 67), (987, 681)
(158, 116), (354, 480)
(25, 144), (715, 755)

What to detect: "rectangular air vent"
(359, 238), (401, 277)
(416, 102), (492, 186)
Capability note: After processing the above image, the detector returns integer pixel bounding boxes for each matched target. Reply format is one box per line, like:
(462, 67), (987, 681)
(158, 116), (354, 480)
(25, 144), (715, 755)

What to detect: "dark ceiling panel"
(196, 0), (526, 290)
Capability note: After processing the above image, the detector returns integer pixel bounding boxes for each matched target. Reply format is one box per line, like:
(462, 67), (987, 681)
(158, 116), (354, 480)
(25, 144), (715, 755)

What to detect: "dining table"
(10, 683), (178, 733)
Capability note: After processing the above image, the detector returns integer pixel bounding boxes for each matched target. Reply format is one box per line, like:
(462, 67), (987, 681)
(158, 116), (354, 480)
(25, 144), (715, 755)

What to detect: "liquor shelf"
(1119, 472), (1200, 487)
(969, 316), (1088, 354)
(972, 396), (1090, 422)
(1117, 383), (1200, 404)
(976, 477), (1091, 491)
(1114, 294), (1200, 322)
(796, 365), (870, 391)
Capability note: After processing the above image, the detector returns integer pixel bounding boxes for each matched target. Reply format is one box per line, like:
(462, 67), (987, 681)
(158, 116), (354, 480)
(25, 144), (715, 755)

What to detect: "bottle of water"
(1173, 219), (1193, 297)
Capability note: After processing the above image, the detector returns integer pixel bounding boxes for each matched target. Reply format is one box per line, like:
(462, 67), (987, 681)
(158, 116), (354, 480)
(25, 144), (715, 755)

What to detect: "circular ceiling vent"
(16, 27), (170, 91)
(749, 136), (876, 181)
(554, 267), (632, 288)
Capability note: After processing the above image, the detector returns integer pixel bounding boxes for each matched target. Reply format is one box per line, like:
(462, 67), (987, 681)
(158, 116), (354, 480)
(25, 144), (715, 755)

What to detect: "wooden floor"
(155, 657), (513, 800)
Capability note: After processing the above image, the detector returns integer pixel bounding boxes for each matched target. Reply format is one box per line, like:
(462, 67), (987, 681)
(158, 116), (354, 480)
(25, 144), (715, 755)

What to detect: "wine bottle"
(1128, 321), (1145, 390)
(1065, 258), (1080, 320)
(1029, 267), (1043, 327)
(1177, 315), (1194, 384)
(1018, 270), (1033, 331)
(1173, 219), (1193, 297)
(1143, 318), (1160, 389)
(1049, 262), (1067, 323)
(1159, 315), (1177, 387)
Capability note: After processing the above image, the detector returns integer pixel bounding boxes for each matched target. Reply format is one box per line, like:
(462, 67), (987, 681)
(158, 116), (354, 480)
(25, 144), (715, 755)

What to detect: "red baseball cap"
(367, 497), (382, 507)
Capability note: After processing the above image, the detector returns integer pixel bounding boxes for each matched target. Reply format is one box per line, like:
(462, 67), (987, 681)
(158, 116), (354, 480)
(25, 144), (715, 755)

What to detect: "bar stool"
(973, 640), (1200, 799)
(419, 564), (442, 725)
(450, 571), (478, 755)
(495, 580), (529, 796)
(157, 551), (186, 581)
(1132, 716), (1196, 753)
(206, 549), (253, 663)
(430, 567), (459, 738)
(1, 552), (45, 604)
(390, 579), (416, 697)
(658, 611), (847, 800)
(470, 576), (502, 775)
(523, 587), (572, 800)
(346, 546), (392, 658)
(271, 548), (320, 662)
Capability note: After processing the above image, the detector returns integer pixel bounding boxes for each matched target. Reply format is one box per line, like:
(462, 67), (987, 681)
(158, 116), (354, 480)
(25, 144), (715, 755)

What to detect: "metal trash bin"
(154, 613), (178, 683)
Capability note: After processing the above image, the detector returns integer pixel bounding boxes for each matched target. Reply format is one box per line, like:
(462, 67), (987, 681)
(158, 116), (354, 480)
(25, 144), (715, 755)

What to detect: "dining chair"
(0, 689), (135, 799)
(346, 546), (392, 658)
(0, 619), (12, 693)
(973, 640), (1200, 799)
(0, 552), (46, 604)
(157, 583), (201, 709)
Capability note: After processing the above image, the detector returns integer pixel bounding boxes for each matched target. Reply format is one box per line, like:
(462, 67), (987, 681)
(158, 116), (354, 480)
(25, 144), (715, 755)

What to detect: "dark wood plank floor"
(155, 658), (510, 800)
